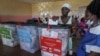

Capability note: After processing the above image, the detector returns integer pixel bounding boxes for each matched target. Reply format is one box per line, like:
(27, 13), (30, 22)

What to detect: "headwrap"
(62, 3), (71, 9)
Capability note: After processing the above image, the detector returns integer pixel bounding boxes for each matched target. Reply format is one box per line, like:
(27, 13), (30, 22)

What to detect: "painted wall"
(0, 0), (92, 22)
(0, 0), (32, 22)
(32, 0), (92, 17)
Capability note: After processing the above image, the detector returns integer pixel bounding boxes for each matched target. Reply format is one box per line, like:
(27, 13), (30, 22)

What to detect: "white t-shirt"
(58, 16), (72, 25)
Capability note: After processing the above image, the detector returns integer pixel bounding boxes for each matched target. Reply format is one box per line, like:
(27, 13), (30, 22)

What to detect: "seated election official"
(77, 0), (100, 56)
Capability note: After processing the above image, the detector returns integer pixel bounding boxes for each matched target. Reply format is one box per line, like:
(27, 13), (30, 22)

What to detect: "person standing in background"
(58, 3), (72, 25)
(58, 3), (78, 37)
(51, 3), (76, 55)
(79, 17), (88, 37)
(58, 3), (74, 55)
(77, 0), (100, 56)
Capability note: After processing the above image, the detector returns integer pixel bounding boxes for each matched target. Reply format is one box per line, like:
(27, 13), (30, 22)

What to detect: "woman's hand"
(52, 16), (59, 21)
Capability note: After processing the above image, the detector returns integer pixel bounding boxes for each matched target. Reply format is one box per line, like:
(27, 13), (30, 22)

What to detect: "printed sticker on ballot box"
(40, 36), (62, 56)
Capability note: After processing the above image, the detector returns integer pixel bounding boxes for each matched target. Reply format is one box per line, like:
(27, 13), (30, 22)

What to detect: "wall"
(32, 0), (92, 17)
(0, 0), (92, 22)
(0, 0), (32, 22)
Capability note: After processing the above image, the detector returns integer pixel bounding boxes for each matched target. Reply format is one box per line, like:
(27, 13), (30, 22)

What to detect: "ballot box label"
(40, 36), (62, 56)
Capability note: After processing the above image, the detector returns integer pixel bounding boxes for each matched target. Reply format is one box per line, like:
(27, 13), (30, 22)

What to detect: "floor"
(0, 38), (80, 56)
(0, 24), (82, 56)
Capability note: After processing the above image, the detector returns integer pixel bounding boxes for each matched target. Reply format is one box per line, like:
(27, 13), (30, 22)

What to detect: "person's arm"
(88, 52), (99, 56)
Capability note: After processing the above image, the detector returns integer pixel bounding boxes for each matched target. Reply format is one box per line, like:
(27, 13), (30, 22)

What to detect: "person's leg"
(68, 37), (73, 55)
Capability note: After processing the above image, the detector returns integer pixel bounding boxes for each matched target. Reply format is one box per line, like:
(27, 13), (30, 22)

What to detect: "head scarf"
(62, 3), (71, 9)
